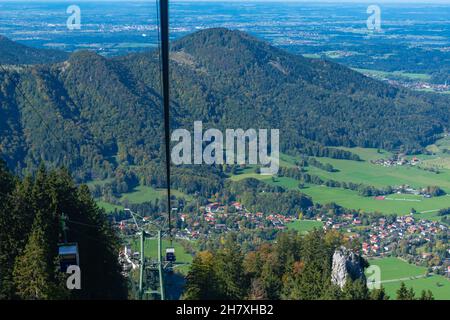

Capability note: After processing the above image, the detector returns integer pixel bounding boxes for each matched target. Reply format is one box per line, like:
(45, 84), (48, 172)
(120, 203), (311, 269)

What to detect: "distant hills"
(0, 35), (69, 65)
(0, 28), (449, 180)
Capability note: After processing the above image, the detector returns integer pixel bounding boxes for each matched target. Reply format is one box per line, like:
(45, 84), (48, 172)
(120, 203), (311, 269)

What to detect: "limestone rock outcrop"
(331, 246), (365, 288)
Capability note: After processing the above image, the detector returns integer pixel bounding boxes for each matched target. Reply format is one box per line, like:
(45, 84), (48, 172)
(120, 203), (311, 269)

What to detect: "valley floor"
(367, 257), (450, 300)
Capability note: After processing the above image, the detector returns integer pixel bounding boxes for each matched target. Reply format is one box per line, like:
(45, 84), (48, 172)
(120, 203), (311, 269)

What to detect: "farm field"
(302, 153), (450, 193)
(296, 185), (448, 218)
(229, 148), (450, 216)
(352, 68), (431, 81)
(367, 257), (450, 300)
(232, 172), (448, 217)
(423, 136), (450, 170)
(421, 157), (450, 170)
(286, 219), (324, 234)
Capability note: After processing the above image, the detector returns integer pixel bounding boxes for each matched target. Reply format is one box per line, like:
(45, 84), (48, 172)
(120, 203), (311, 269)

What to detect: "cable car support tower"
(125, 0), (175, 300)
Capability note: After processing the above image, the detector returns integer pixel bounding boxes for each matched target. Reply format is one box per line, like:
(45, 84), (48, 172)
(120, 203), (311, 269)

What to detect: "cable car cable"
(157, 0), (173, 245)
(69, 227), (106, 244)
(66, 219), (101, 229)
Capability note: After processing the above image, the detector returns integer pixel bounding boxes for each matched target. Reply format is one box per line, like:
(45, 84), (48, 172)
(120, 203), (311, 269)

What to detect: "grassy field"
(286, 219), (324, 233)
(88, 180), (191, 212)
(88, 146), (450, 216)
(231, 171), (449, 216)
(353, 68), (431, 81)
(120, 185), (165, 204)
(423, 136), (450, 170)
(367, 257), (450, 300)
(297, 185), (448, 217)
(228, 147), (450, 216)
(120, 185), (191, 204)
(421, 157), (450, 170)
(131, 238), (193, 274)
(303, 153), (450, 193)
(96, 201), (124, 212)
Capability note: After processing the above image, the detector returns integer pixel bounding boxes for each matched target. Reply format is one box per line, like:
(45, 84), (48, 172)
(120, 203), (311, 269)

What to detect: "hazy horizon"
(1, 0), (450, 3)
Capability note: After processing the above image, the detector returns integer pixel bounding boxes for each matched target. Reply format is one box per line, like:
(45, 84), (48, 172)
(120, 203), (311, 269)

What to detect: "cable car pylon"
(123, 0), (173, 301)
(124, 208), (167, 300)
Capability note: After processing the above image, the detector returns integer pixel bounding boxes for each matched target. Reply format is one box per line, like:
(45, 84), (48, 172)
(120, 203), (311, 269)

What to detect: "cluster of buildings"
(371, 156), (420, 167)
(203, 201), (293, 227)
(312, 210), (448, 265)
(318, 213), (362, 232)
(113, 199), (449, 276)
(390, 184), (434, 198)
(359, 215), (447, 255)
(388, 79), (450, 93)
(176, 201), (295, 239)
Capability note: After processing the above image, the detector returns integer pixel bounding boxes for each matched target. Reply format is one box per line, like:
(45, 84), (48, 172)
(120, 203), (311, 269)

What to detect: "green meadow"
(230, 172), (449, 216)
(303, 154), (450, 192)
(293, 185), (448, 217)
(286, 220), (324, 234)
(131, 238), (194, 274)
(352, 68), (431, 81)
(87, 180), (191, 213)
(120, 185), (190, 204)
(423, 136), (450, 170)
(367, 257), (450, 300)
(96, 201), (124, 212)
(228, 147), (450, 216)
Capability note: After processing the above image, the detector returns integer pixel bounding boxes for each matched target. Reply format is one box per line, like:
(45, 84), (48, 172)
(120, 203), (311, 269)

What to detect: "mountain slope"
(0, 28), (449, 180)
(163, 28), (448, 150)
(0, 35), (69, 65)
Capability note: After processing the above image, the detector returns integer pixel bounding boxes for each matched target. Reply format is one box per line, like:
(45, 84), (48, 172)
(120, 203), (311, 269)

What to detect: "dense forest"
(183, 230), (372, 300)
(183, 230), (432, 300)
(0, 160), (126, 299)
(0, 28), (449, 183)
(0, 35), (68, 65)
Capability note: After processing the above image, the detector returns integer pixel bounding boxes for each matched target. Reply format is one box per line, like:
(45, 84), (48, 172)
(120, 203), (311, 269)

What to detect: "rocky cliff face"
(331, 246), (366, 288)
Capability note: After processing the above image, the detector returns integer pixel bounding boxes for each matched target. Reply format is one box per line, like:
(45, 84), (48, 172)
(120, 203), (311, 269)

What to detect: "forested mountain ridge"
(163, 28), (449, 150)
(0, 28), (449, 180)
(0, 35), (69, 65)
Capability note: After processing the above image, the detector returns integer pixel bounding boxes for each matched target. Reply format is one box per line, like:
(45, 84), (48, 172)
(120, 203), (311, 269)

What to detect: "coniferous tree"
(369, 286), (390, 300)
(248, 278), (268, 300)
(0, 159), (16, 299)
(287, 230), (333, 300)
(215, 234), (248, 300)
(419, 290), (434, 300)
(183, 251), (219, 300)
(396, 282), (416, 300)
(342, 278), (369, 300)
(12, 217), (65, 299)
